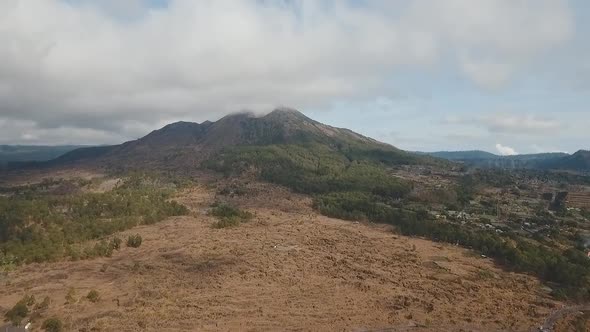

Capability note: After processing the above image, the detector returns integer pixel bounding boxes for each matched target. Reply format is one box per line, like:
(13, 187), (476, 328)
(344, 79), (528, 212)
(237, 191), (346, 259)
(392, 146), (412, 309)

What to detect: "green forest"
(206, 143), (414, 197)
(0, 176), (188, 266)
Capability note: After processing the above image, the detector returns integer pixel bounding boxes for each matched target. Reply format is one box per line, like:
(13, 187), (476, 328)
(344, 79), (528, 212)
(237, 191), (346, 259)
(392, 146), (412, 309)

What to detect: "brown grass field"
(0, 181), (565, 331)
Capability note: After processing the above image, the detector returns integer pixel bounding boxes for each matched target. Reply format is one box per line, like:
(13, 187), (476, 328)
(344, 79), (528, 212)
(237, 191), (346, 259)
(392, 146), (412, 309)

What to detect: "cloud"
(0, 0), (576, 144)
(485, 114), (562, 134)
(404, 0), (573, 88)
(442, 113), (563, 135)
(461, 61), (513, 90)
(495, 143), (518, 156)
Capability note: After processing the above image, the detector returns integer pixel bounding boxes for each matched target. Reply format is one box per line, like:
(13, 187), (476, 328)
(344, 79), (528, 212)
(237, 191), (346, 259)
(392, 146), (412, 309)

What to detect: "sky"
(0, 0), (588, 155)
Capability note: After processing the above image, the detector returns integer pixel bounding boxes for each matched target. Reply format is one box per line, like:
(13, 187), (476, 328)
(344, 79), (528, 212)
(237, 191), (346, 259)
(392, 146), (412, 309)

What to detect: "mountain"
(44, 108), (435, 173)
(0, 145), (88, 165)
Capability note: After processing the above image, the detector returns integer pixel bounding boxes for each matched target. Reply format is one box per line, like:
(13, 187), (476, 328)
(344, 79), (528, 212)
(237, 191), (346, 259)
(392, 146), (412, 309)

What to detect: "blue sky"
(0, 0), (588, 154)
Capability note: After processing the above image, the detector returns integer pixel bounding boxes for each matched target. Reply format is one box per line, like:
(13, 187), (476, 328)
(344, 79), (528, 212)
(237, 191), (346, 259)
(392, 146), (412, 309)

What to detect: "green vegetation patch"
(86, 290), (100, 303)
(42, 318), (64, 332)
(126, 234), (143, 248)
(0, 174), (188, 265)
(206, 144), (413, 197)
(209, 203), (253, 228)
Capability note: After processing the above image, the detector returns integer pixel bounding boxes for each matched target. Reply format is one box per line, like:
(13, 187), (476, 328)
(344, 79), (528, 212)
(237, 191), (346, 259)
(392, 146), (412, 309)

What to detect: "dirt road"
(538, 305), (590, 331)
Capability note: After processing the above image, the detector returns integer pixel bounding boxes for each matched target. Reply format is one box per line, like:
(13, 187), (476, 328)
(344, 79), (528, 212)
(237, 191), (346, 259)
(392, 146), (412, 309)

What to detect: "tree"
(4, 301), (28, 326)
(126, 234), (142, 248)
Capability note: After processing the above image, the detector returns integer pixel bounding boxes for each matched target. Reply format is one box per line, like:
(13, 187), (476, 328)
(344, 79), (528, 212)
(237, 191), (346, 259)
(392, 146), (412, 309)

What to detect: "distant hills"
(0, 145), (89, 165)
(542, 150), (590, 172)
(423, 150), (502, 161)
(423, 150), (590, 172)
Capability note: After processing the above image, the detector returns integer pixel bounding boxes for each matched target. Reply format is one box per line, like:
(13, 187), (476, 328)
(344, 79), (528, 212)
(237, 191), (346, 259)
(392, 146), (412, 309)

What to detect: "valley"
(1, 110), (589, 331)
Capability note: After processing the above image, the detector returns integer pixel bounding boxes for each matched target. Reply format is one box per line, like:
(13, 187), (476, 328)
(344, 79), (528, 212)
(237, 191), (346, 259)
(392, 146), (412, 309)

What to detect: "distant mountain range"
(0, 145), (89, 165)
(422, 150), (590, 172)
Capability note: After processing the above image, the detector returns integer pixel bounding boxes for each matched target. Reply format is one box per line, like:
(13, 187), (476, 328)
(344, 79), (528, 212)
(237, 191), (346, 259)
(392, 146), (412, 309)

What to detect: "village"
(392, 165), (590, 258)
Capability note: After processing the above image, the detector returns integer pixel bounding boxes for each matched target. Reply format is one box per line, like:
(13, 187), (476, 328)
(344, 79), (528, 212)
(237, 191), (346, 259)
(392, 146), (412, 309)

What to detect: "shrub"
(93, 240), (114, 257)
(4, 301), (29, 326)
(209, 203), (252, 220)
(42, 317), (64, 332)
(0, 253), (16, 272)
(213, 218), (242, 229)
(41, 317), (64, 332)
(65, 288), (77, 304)
(209, 203), (253, 228)
(35, 296), (51, 310)
(110, 237), (122, 250)
(23, 294), (35, 306)
(86, 290), (100, 303)
(126, 234), (142, 248)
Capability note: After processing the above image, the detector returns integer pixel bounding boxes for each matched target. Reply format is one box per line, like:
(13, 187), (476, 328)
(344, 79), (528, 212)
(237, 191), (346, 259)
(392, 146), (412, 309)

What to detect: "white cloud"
(21, 133), (38, 141)
(495, 143), (518, 156)
(461, 61), (513, 90)
(0, 0), (576, 144)
(403, 0), (573, 88)
(486, 114), (562, 134)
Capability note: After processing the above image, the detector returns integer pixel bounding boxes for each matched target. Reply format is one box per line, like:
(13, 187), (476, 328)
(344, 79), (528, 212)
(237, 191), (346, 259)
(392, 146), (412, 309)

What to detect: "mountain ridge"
(0, 145), (91, 165)
(422, 149), (590, 172)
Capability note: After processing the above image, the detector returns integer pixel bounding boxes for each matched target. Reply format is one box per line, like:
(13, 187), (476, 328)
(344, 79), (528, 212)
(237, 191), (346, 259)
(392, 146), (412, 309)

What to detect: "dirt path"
(539, 305), (590, 331)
